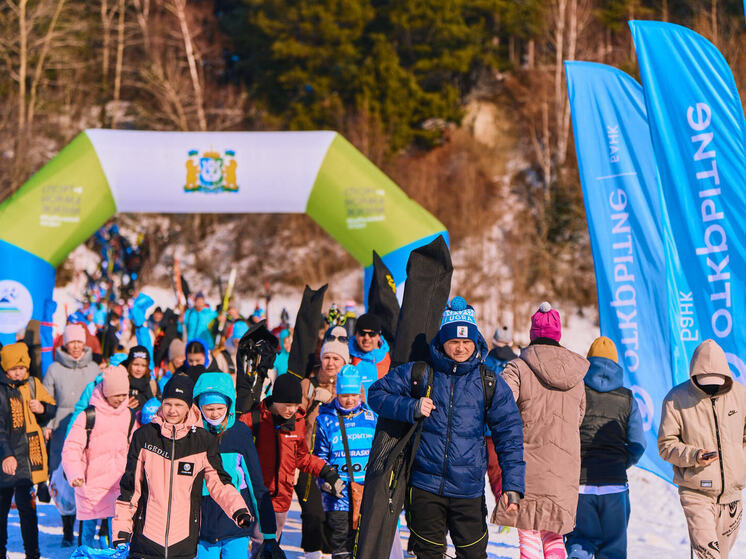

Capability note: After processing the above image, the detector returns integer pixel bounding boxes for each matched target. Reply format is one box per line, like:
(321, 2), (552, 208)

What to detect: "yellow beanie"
(587, 336), (618, 363)
(1, 342), (31, 372)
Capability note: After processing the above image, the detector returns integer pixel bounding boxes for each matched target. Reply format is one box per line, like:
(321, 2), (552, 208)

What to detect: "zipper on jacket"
(439, 370), (457, 495)
(164, 425), (176, 558)
(710, 398), (726, 504)
(272, 426), (281, 498)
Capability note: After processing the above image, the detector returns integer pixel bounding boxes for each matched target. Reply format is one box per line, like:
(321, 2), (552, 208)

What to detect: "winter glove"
(319, 465), (344, 498)
(36, 482), (51, 503)
(233, 508), (254, 529)
(504, 490), (521, 506)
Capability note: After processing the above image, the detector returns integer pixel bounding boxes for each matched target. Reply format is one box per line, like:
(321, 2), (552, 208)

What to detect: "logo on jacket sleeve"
(701, 480), (713, 488)
(178, 462), (194, 476)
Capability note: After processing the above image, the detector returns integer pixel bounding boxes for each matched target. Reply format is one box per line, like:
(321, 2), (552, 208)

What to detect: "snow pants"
(326, 510), (355, 559)
(198, 535), (250, 559)
(680, 490), (742, 559)
(80, 518), (112, 549)
(406, 486), (488, 559)
(565, 491), (630, 559)
(295, 472), (330, 552)
(0, 481), (39, 559)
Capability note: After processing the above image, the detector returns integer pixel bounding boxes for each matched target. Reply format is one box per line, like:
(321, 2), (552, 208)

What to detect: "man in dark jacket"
(566, 336), (645, 559)
(369, 297), (525, 559)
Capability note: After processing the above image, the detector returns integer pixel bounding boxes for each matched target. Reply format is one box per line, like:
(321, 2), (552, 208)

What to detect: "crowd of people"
(0, 284), (744, 559)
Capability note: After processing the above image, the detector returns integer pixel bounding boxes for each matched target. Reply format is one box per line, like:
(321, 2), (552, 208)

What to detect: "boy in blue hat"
(369, 297), (525, 559)
(314, 365), (377, 559)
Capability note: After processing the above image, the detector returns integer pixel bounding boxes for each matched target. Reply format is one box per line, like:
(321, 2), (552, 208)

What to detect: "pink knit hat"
(530, 302), (562, 342)
(102, 365), (130, 397)
(63, 324), (86, 345)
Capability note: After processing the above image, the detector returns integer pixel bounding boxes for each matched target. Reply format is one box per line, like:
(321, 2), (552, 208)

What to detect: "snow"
(8, 467), (746, 558)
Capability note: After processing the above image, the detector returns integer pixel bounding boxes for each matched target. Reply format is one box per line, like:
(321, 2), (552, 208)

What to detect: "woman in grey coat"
(42, 324), (101, 546)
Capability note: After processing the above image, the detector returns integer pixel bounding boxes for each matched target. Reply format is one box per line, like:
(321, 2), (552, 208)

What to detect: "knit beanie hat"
(168, 339), (186, 362)
(1, 342), (31, 371)
(272, 373), (302, 404)
(587, 336), (618, 363)
(493, 325), (513, 345)
(356, 313), (382, 334)
(63, 324), (86, 345)
(439, 297), (479, 345)
(127, 345), (150, 364)
(320, 326), (350, 363)
(198, 391), (230, 408)
(162, 374), (194, 407)
(530, 302), (562, 342)
(102, 365), (130, 397)
(336, 364), (362, 395)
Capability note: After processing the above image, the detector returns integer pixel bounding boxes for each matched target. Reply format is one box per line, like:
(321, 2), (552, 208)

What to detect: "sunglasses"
(357, 330), (380, 338)
(325, 333), (349, 343)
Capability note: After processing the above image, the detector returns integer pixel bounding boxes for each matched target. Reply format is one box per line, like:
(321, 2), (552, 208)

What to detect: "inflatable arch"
(0, 130), (447, 341)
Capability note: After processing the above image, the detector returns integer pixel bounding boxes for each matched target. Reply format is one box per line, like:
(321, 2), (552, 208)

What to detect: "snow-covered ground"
(8, 467), (746, 558)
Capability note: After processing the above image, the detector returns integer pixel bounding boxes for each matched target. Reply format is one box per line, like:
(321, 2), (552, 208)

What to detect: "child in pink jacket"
(62, 366), (137, 548)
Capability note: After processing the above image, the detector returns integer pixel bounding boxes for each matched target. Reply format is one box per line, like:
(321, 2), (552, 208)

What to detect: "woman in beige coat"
(492, 302), (588, 559)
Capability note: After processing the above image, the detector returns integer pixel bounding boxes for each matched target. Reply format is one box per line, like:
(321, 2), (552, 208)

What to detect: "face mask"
(203, 411), (228, 426)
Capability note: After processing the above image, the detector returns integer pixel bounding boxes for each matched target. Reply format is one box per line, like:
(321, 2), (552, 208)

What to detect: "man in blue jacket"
(368, 297), (525, 559)
(566, 337), (646, 559)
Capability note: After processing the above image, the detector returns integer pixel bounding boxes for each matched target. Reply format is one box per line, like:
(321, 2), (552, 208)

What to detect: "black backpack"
(84, 406), (137, 450)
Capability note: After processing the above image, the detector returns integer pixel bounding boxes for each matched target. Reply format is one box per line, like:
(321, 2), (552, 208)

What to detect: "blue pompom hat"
(439, 296), (479, 344)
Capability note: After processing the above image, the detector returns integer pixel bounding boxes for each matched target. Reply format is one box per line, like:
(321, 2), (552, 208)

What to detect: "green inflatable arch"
(0, 130), (446, 342)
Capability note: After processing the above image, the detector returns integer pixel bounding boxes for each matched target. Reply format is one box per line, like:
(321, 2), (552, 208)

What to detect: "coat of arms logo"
(184, 149), (238, 193)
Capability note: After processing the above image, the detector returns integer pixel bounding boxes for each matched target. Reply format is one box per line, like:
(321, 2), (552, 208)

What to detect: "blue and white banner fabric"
(566, 61), (673, 479)
(630, 21), (746, 385)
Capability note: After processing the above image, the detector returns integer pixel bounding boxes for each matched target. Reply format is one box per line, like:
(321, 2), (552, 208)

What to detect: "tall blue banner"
(630, 21), (746, 385)
(566, 61), (673, 479)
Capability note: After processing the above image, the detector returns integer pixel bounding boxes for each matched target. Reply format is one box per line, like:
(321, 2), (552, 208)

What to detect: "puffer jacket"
(0, 374), (56, 487)
(658, 339), (746, 504)
(113, 406), (248, 559)
(62, 384), (136, 520)
(43, 346), (101, 471)
(313, 398), (377, 511)
(580, 356), (645, 485)
(238, 397), (328, 512)
(492, 340), (588, 535)
(193, 373), (276, 544)
(349, 336), (391, 398)
(368, 333), (525, 499)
